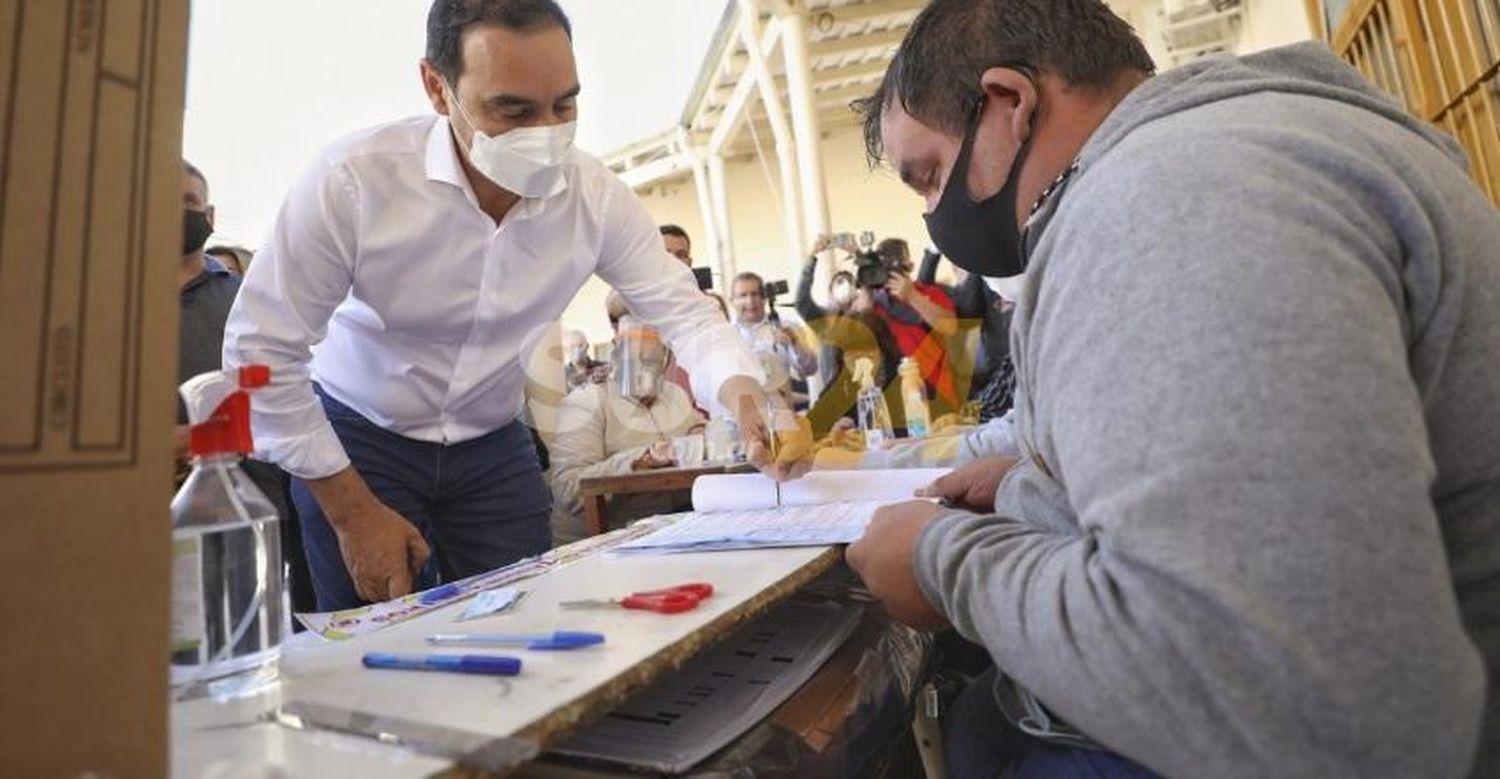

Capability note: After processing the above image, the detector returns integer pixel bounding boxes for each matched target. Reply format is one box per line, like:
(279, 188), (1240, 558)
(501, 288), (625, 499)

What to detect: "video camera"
(842, 231), (901, 289)
(763, 279), (790, 325)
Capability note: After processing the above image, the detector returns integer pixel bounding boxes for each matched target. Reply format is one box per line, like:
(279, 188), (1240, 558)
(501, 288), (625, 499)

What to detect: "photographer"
(730, 272), (817, 407)
(796, 234), (904, 436)
(921, 251), (1016, 422)
(863, 238), (964, 416)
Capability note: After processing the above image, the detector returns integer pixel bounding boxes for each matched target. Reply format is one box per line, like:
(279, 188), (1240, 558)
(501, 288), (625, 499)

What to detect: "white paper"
(456, 588), (522, 621)
(690, 468), (948, 512)
(617, 467), (950, 555)
(614, 502), (882, 554)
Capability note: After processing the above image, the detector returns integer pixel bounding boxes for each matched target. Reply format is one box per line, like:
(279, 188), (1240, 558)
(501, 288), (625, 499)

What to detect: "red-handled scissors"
(559, 582), (714, 614)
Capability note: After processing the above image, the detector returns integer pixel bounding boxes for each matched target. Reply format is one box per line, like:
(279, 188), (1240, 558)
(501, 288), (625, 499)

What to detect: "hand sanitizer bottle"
(854, 357), (894, 450)
(899, 357), (930, 439)
(170, 365), (284, 700)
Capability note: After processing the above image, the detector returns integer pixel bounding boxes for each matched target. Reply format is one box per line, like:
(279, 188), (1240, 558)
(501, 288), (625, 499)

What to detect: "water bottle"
(853, 358), (893, 450)
(170, 366), (284, 700)
(705, 418), (737, 464)
(899, 357), (930, 439)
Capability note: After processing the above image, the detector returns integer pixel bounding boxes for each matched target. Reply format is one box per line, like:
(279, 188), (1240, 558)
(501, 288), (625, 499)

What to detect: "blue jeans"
(292, 388), (553, 611)
(946, 670), (1160, 778)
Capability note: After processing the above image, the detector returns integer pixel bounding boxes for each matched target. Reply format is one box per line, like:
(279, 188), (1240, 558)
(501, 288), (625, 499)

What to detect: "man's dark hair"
(426, 0), (573, 86)
(876, 237), (910, 268)
(856, 0), (1154, 164)
(183, 160), (209, 195)
(659, 224), (690, 245)
(732, 272), (765, 294)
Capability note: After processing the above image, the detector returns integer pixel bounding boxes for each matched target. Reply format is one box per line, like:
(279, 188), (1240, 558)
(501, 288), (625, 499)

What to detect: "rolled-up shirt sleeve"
(594, 178), (762, 416)
(223, 156), (359, 480)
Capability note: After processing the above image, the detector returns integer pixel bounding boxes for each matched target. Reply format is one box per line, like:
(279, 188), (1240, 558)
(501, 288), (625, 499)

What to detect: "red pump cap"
(188, 366), (269, 457)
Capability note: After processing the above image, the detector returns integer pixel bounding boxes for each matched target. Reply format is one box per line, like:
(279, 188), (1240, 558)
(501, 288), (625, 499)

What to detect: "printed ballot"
(614, 468), (948, 554)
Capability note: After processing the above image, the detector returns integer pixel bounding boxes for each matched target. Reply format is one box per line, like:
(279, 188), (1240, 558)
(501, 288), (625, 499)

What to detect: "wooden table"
(172, 532), (844, 777)
(578, 462), (754, 536)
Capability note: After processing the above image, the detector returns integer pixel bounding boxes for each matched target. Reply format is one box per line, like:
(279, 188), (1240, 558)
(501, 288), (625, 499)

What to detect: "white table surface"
(172, 542), (837, 777)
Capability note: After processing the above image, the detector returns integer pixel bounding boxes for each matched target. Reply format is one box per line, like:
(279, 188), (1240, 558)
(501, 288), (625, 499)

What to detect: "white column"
(688, 145), (724, 286)
(707, 153), (735, 281)
(737, 3), (806, 273)
(779, 6), (830, 249)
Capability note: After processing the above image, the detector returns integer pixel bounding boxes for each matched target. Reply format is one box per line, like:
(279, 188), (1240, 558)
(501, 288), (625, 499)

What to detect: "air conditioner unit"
(1160, 0), (1244, 66)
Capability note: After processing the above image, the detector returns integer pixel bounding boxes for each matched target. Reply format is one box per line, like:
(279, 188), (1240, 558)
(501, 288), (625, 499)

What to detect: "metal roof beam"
(807, 27), (905, 59)
(808, 0), (920, 26)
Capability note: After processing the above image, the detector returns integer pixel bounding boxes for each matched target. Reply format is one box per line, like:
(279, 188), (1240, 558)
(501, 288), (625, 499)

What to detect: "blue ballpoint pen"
(425, 631), (605, 650)
(362, 652), (522, 676)
(418, 582), (464, 605)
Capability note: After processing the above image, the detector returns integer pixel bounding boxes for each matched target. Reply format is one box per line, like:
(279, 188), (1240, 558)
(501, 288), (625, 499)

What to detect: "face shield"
(612, 317), (669, 403)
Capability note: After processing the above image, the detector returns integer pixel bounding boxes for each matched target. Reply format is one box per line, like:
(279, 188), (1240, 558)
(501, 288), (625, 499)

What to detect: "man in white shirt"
(729, 272), (818, 405)
(224, 0), (771, 610)
(549, 320), (703, 543)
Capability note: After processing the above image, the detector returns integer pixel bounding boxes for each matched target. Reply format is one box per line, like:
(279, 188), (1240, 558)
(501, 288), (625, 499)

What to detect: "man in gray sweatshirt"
(845, 1), (1499, 776)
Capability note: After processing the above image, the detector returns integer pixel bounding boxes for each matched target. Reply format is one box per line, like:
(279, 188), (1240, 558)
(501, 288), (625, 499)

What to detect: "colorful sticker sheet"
(295, 520), (667, 640)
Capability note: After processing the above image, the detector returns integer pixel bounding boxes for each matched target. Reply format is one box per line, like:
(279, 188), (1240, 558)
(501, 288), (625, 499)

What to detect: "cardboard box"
(0, 0), (188, 773)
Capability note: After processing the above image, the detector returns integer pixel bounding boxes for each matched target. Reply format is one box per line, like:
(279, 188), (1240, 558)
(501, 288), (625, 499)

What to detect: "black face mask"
(182, 208), (213, 255)
(923, 106), (1034, 278)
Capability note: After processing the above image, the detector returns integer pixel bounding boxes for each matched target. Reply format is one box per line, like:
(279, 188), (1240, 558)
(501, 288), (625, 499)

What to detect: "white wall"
(1241, 0), (1314, 52)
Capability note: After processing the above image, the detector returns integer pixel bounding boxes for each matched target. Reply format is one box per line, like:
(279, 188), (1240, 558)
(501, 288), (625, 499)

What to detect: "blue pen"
(425, 631), (606, 650)
(418, 582), (464, 605)
(362, 652), (522, 676)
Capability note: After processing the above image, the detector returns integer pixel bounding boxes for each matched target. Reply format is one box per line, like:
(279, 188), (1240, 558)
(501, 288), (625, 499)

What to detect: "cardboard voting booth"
(0, 1), (189, 774)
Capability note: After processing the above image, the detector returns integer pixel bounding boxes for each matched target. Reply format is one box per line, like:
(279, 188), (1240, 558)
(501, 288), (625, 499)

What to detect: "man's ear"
(205, 204), (215, 228)
(419, 59), (451, 117)
(978, 66), (1038, 145)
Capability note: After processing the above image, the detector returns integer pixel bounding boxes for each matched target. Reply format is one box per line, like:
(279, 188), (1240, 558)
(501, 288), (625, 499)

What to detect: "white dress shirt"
(224, 115), (759, 479)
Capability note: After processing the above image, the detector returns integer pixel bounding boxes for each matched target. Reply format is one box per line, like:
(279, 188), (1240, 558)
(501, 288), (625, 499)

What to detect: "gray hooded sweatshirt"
(915, 42), (1499, 777)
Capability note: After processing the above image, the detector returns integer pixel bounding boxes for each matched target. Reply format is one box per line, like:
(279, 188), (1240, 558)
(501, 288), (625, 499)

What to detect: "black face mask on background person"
(182, 208), (213, 255)
(922, 100), (1035, 278)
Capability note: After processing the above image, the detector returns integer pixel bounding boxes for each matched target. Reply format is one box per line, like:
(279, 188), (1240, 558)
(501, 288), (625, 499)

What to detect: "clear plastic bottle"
(899, 357), (930, 439)
(853, 357), (894, 450)
(170, 366), (284, 700)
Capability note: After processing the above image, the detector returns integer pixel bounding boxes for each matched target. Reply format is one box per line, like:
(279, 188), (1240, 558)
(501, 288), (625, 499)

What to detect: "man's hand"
(809, 233), (834, 255)
(632, 441), (677, 471)
(827, 416), (858, 447)
(720, 375), (812, 480)
(846, 500), (950, 630)
(885, 272), (914, 302)
(916, 456), (1019, 513)
(306, 467), (432, 603)
(331, 500), (431, 603)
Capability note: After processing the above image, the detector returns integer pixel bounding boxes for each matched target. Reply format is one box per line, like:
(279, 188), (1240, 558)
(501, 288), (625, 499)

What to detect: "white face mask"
(632, 365), (664, 401)
(447, 88), (575, 198)
(985, 273), (1027, 304)
(831, 281), (855, 307)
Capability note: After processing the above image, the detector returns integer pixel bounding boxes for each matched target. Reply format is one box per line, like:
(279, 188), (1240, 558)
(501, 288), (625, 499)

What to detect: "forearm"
(906, 293), (957, 336)
(301, 466), (378, 530)
(794, 258), (826, 322)
(915, 499), (1483, 777)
